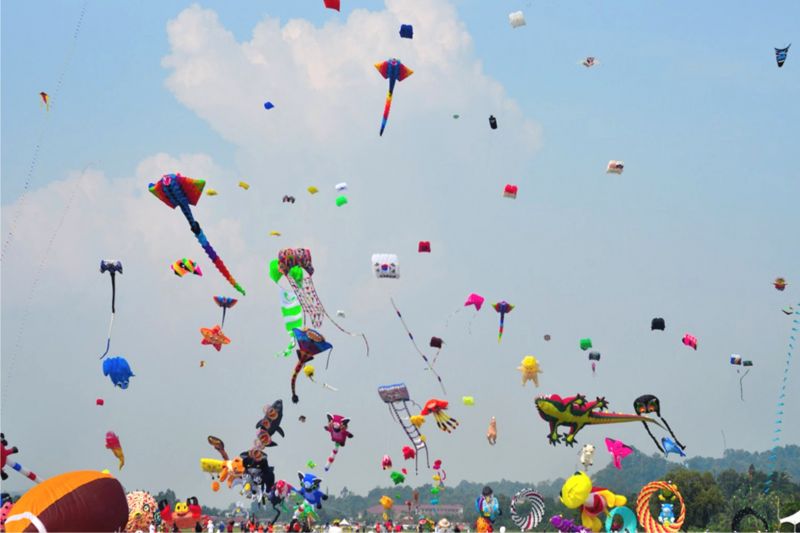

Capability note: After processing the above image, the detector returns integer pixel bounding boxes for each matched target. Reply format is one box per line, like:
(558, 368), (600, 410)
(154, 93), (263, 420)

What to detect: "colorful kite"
(149, 173), (245, 295)
(486, 417), (497, 445)
(682, 333), (698, 350)
(103, 356), (134, 389)
(105, 431), (125, 469)
(291, 328), (333, 403)
(492, 301), (514, 342)
(636, 481), (685, 533)
(503, 184), (518, 199)
(510, 489), (545, 530)
(390, 298), (446, 393)
(536, 393), (663, 446)
(518, 356), (542, 386)
(39, 92), (50, 111)
(372, 253), (399, 278)
(214, 296), (237, 328)
(774, 277), (787, 291)
(264, 102), (275, 110)
(375, 58), (413, 136)
(1, 433), (40, 483)
(278, 290), (304, 357)
(420, 399), (459, 433)
(99, 260), (123, 359)
(776, 44), (790, 67)
(324, 414), (353, 471)
(606, 161), (624, 174)
(661, 437), (686, 458)
(560, 471), (628, 533)
(172, 258), (202, 277)
(605, 438), (633, 469)
(200, 325), (230, 352)
(633, 394), (685, 454)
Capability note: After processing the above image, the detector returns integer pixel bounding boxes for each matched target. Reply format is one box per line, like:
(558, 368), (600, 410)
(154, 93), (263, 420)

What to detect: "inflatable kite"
(508, 11), (525, 28)
(682, 333), (698, 350)
(420, 399), (459, 433)
(105, 431), (125, 470)
(774, 277), (788, 291)
(651, 317), (666, 331)
(776, 45), (790, 68)
(172, 258), (202, 277)
(295, 472), (327, 509)
(605, 438), (633, 469)
(510, 489), (545, 530)
(579, 444), (595, 470)
(378, 383), (430, 473)
(489, 115), (498, 129)
(149, 173), (245, 295)
(503, 184), (518, 199)
(391, 298), (446, 393)
(536, 394), (663, 446)
(254, 399), (286, 451)
(633, 394), (685, 454)
(605, 506), (637, 533)
(731, 507), (769, 532)
(550, 515), (586, 533)
(487, 417), (497, 445)
(580, 338), (593, 351)
(418, 241), (431, 253)
(125, 490), (158, 531)
(324, 413), (353, 472)
(560, 471), (627, 533)
(636, 481), (685, 533)
(606, 161), (624, 174)
(99, 260), (122, 359)
(206, 188), (218, 196)
(375, 58), (413, 136)
(291, 328), (333, 403)
(103, 356), (134, 389)
(518, 356), (542, 386)
(372, 253), (400, 278)
(492, 301), (514, 342)
(1, 433), (40, 483)
(475, 486), (501, 531)
(200, 325), (230, 352)
(661, 437), (686, 458)
(3, 471), (128, 533)
(399, 24), (413, 39)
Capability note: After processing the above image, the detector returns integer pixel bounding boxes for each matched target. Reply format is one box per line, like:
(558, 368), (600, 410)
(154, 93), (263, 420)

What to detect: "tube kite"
(172, 258), (202, 277)
(375, 58), (413, 136)
(99, 260), (122, 359)
(149, 173), (245, 295)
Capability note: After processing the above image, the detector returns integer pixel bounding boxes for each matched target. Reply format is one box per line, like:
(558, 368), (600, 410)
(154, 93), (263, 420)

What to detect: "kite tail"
(739, 368), (751, 402)
(641, 421), (664, 454)
(5, 459), (40, 483)
(390, 298), (447, 395)
(110, 272), (116, 314)
(660, 417), (686, 450)
(324, 443), (340, 472)
(194, 229), (246, 295)
(99, 312), (115, 359)
(221, 307), (228, 329)
(498, 317), (505, 343)
(291, 360), (304, 404)
(379, 90), (393, 136)
(323, 309), (369, 360)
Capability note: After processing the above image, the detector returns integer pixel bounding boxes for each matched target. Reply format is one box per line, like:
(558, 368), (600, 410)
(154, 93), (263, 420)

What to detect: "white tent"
(780, 509), (800, 532)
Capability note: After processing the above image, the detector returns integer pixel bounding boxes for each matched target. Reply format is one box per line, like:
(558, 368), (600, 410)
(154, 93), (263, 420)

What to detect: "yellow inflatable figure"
(560, 472), (627, 532)
(518, 356), (542, 386)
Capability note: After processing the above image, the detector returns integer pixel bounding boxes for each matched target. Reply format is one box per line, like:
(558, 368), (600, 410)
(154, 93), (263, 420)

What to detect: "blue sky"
(2, 0), (798, 507)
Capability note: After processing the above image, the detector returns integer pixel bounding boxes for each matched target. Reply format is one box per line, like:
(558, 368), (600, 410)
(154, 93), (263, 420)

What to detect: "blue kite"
(103, 356), (134, 389)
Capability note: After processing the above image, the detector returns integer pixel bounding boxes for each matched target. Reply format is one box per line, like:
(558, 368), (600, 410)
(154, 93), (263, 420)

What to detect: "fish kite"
(105, 431), (125, 469)
(776, 45), (790, 68)
(172, 258), (202, 277)
(375, 58), (413, 136)
(605, 438), (633, 469)
(661, 437), (686, 458)
(493, 301), (514, 342)
(149, 173), (245, 295)
(99, 260), (123, 359)
(39, 92), (49, 111)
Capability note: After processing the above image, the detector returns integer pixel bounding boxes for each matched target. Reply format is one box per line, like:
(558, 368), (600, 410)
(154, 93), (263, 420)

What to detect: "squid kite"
(375, 58), (413, 136)
(99, 260), (123, 359)
(149, 173), (245, 295)
(420, 399), (459, 433)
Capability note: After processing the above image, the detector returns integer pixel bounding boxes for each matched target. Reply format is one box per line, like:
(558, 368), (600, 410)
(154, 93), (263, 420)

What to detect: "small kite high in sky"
(775, 44), (790, 67)
(375, 58), (413, 136)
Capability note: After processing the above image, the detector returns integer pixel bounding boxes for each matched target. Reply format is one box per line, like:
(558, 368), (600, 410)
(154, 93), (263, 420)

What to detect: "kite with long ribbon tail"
(390, 298), (446, 394)
(291, 328), (333, 404)
(149, 173), (245, 295)
(214, 296), (238, 328)
(99, 260), (122, 359)
(492, 301), (514, 342)
(375, 58), (413, 136)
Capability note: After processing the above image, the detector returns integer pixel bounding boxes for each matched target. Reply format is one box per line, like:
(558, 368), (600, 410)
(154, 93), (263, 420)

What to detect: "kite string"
(390, 298), (446, 395)
(660, 417), (686, 450)
(739, 368), (751, 402)
(1, 1), (88, 262)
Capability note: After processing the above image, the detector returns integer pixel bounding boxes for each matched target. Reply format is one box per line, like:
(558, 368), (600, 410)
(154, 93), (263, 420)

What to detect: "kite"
(99, 260), (123, 359)
(489, 115), (498, 129)
(399, 24), (413, 39)
(560, 471), (628, 533)
(510, 489), (545, 530)
(429, 336), (444, 364)
(378, 383), (430, 473)
(264, 102), (275, 110)
(238, 181), (250, 189)
(732, 507), (769, 532)
(605, 507), (637, 533)
(335, 195), (348, 206)
(420, 399), (459, 433)
(382, 455), (393, 470)
(462, 396), (475, 406)
(39, 92), (50, 111)
(278, 290), (304, 357)
(373, 254), (400, 278)
(518, 356), (542, 386)
(636, 481), (685, 533)
(323, 0), (340, 11)
(1, 433), (40, 483)
(254, 399), (286, 450)
(105, 431), (125, 469)
(200, 325), (230, 351)
(651, 317), (666, 331)
(486, 417), (497, 445)
(270, 231), (281, 237)
(96, 398), (104, 405)
(588, 351), (601, 375)
(606, 161), (624, 174)
(605, 438), (633, 469)
(503, 184), (518, 199)
(661, 437), (685, 458)
(172, 258), (202, 277)
(390, 299), (446, 393)
(391, 471), (406, 485)
(776, 45), (790, 67)
(296, 472), (327, 509)
(581, 57), (598, 68)
(418, 241), (431, 253)
(206, 189), (218, 196)
(149, 173), (245, 295)
(633, 394), (685, 454)
(334, 182), (348, 192)
(283, 195), (296, 203)
(536, 393), (663, 446)
(508, 11), (526, 28)
(774, 277), (787, 291)
(445, 292), (485, 334)
(475, 486), (501, 531)
(324, 414), (354, 471)
(307, 460), (316, 469)
(550, 515), (586, 533)
(579, 444), (596, 469)
(291, 328), (333, 403)
(682, 333), (698, 350)
(580, 338), (592, 351)
(270, 248), (368, 356)
(493, 301), (514, 342)
(307, 186), (319, 194)
(103, 356), (134, 389)
(730, 355), (754, 401)
(214, 296), (237, 328)
(783, 305), (795, 315)
(125, 491), (158, 531)
(375, 58), (413, 136)
(380, 496), (393, 521)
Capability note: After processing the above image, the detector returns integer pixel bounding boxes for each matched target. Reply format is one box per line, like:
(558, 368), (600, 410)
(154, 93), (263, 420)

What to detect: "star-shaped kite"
(200, 325), (230, 351)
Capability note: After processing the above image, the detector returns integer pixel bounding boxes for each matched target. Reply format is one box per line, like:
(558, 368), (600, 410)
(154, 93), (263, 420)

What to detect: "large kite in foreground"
(149, 173), (245, 295)
(535, 394), (663, 446)
(375, 58), (413, 136)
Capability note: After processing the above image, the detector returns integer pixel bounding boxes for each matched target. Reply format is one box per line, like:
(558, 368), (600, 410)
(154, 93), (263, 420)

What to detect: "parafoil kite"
(420, 399), (459, 433)
(776, 45), (790, 67)
(323, 0), (340, 11)
(559, 471), (627, 533)
(489, 115), (498, 129)
(503, 184), (518, 199)
(149, 173), (245, 295)
(399, 24), (413, 39)
(324, 413), (353, 472)
(493, 301), (514, 342)
(636, 481), (685, 533)
(1, 433), (39, 483)
(377, 383), (430, 473)
(633, 394), (685, 454)
(510, 489), (545, 530)
(381, 455), (392, 470)
(375, 58), (413, 136)
(535, 393), (663, 446)
(105, 431), (125, 469)
(3, 471), (128, 533)
(462, 396), (475, 406)
(730, 355), (754, 401)
(373, 253), (399, 278)
(651, 317), (666, 331)
(307, 186), (318, 194)
(334, 182), (347, 192)
(588, 351), (601, 375)
(99, 260), (123, 359)
(103, 356), (134, 389)
(682, 333), (698, 350)
(518, 355), (542, 386)
(39, 92), (50, 111)
(774, 277), (787, 291)
(508, 11), (526, 28)
(335, 195), (348, 207)
(172, 258), (202, 277)
(580, 338), (592, 351)
(606, 161), (624, 174)
(604, 438), (632, 469)
(390, 299), (446, 393)
(418, 241), (431, 253)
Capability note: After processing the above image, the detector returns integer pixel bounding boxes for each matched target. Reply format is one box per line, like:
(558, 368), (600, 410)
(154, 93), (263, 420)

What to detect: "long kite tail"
(379, 89), (393, 136)
(660, 417), (686, 450)
(324, 443), (340, 472)
(291, 360), (305, 404)
(641, 421), (664, 454)
(323, 309), (369, 361)
(100, 273), (117, 359)
(390, 298), (446, 395)
(194, 228), (246, 295)
(498, 314), (505, 343)
(739, 369), (751, 402)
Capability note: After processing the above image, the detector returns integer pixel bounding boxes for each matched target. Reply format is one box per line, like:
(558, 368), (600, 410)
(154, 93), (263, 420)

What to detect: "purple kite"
(493, 301), (514, 342)
(375, 58), (413, 136)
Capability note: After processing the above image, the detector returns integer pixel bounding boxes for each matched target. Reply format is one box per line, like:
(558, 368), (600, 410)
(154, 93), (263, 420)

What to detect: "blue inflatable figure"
(658, 503), (675, 525)
(295, 472), (327, 509)
(102, 356), (134, 389)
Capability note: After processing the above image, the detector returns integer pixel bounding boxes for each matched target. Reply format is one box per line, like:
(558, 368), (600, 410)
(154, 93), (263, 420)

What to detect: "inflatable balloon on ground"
(125, 491), (158, 532)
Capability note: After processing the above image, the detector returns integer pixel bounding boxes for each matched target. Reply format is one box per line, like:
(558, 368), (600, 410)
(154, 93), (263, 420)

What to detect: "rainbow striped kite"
(375, 58), (413, 136)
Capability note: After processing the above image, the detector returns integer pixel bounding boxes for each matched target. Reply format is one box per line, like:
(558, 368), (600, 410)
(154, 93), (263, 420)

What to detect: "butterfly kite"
(375, 58), (413, 136)
(149, 173), (245, 295)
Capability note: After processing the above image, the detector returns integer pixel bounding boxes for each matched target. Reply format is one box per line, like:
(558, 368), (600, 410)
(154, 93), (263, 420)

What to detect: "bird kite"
(604, 438), (633, 469)
(493, 301), (514, 342)
(149, 173), (245, 295)
(105, 431), (125, 469)
(99, 260), (123, 359)
(39, 92), (50, 111)
(375, 58), (413, 136)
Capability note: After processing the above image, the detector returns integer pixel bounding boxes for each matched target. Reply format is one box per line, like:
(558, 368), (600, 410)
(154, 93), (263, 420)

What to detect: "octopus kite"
(420, 399), (459, 433)
(535, 394), (662, 446)
(323, 413), (353, 471)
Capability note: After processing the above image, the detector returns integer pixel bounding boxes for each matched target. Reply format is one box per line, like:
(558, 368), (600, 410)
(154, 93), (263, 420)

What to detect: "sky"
(1, 0), (799, 508)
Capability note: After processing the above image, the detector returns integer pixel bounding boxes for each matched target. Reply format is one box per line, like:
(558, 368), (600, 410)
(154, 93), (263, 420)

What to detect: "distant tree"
(666, 468), (725, 529)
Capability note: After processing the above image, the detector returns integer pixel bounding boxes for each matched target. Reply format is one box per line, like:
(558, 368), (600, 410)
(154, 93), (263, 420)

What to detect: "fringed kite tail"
(194, 229), (246, 295)
(291, 360), (303, 404)
(325, 443), (340, 472)
(660, 417), (686, 450)
(379, 90), (393, 136)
